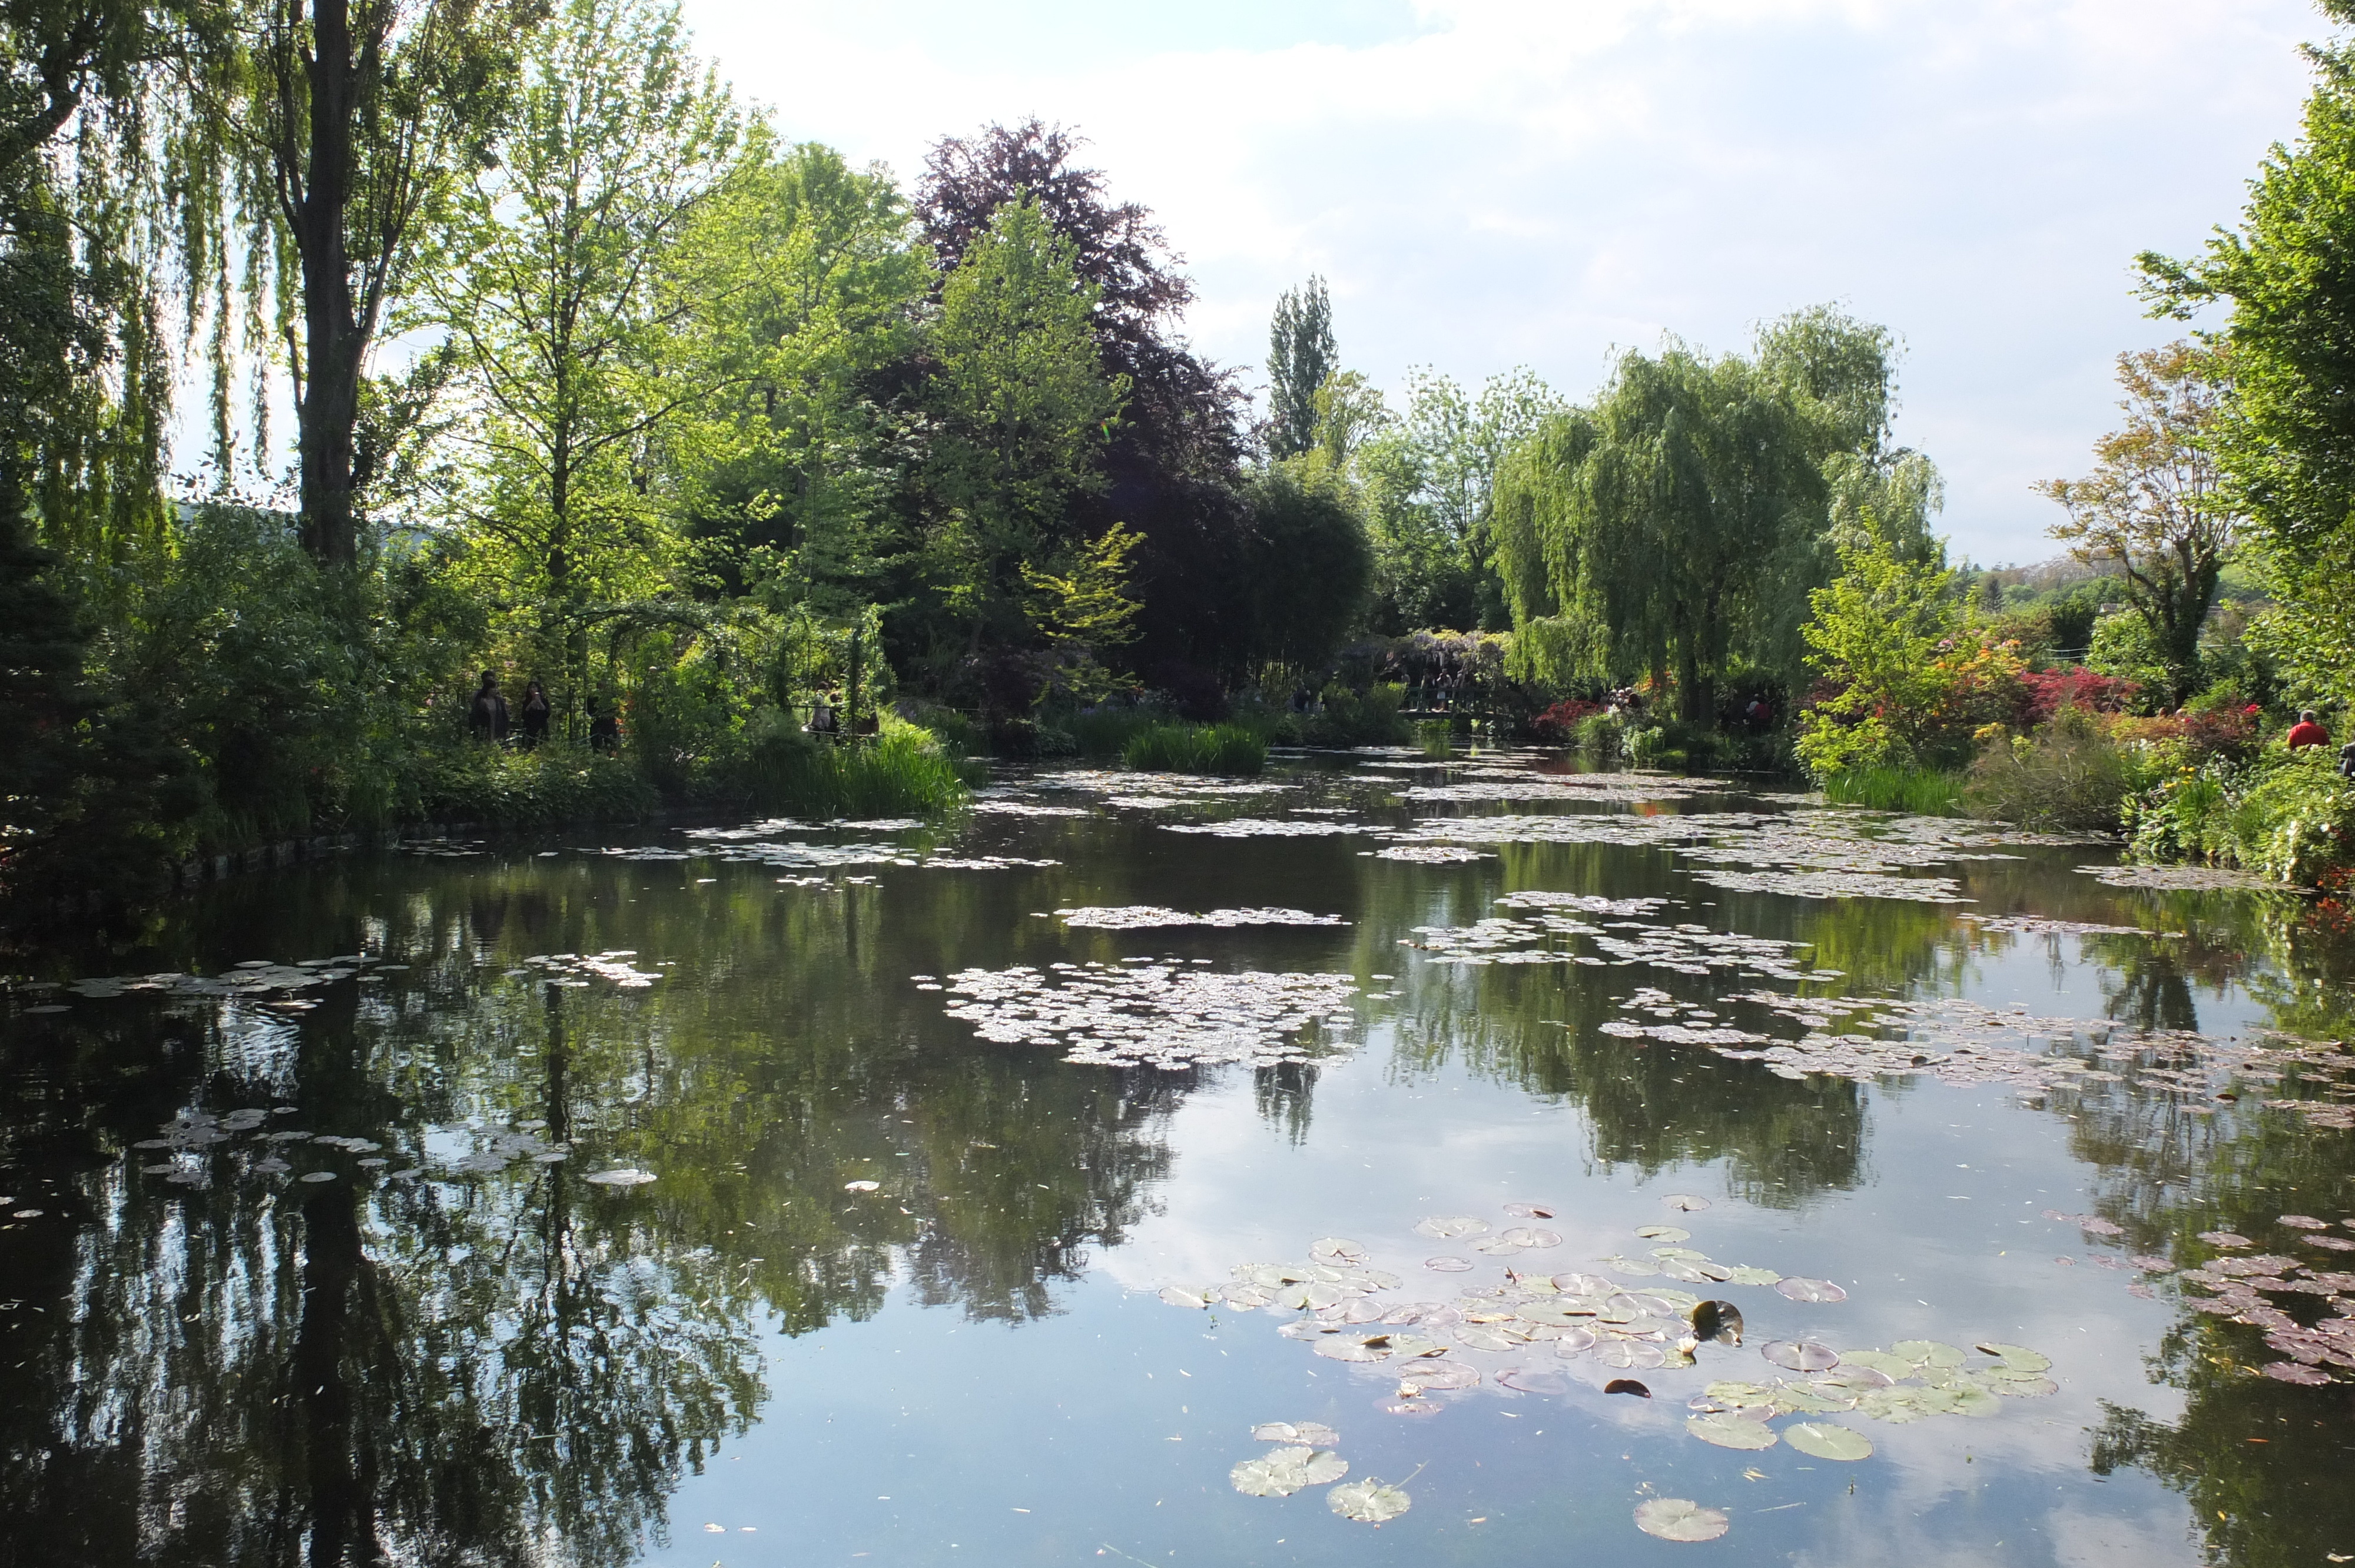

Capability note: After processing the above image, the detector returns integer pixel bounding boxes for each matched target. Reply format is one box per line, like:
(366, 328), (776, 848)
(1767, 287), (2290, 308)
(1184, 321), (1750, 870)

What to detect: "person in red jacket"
(2287, 709), (2331, 750)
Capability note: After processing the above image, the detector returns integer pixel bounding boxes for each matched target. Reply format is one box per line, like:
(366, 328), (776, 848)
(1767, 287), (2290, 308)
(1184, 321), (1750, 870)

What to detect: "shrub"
(738, 727), (971, 818)
(1823, 765), (1965, 815)
(415, 743), (659, 829)
(1299, 683), (1409, 748)
(2020, 666), (2141, 727)
(1574, 711), (1628, 760)
(1415, 718), (1455, 758)
(1122, 723), (1268, 775)
(1531, 698), (1606, 743)
(2214, 755), (2355, 884)
(1064, 705), (1170, 757)
(1962, 707), (2144, 831)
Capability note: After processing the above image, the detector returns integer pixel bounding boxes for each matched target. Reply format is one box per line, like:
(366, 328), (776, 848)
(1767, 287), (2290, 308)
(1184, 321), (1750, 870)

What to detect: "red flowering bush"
(1532, 698), (1606, 740)
(2019, 666), (2140, 727)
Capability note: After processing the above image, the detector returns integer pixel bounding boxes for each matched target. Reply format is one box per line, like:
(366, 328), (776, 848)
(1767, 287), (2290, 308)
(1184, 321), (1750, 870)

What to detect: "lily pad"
(1455, 1325), (1520, 1352)
(1761, 1340), (1840, 1372)
(1776, 1277), (1848, 1303)
(1973, 1342), (2052, 1373)
(1425, 1255), (1473, 1273)
(1314, 1336), (1388, 1362)
(1415, 1215), (1490, 1240)
(1310, 1237), (1369, 1263)
(1634, 1497), (1730, 1543)
(1687, 1413), (1779, 1450)
(1503, 1202), (1557, 1219)
(1397, 1361), (1478, 1392)
(1662, 1194), (1712, 1211)
(1160, 1286), (1213, 1308)
(1724, 1265), (1785, 1287)
(1251, 1421), (1339, 1446)
(1597, 1340), (1666, 1370)
(1230, 1446), (1347, 1497)
(2263, 1360), (2334, 1384)
(1782, 1422), (1874, 1460)
(1891, 1339), (1966, 1368)
(1637, 1225), (1691, 1242)
(1329, 1479), (1411, 1524)
(1839, 1350), (1917, 1380)
(1498, 1367), (1570, 1394)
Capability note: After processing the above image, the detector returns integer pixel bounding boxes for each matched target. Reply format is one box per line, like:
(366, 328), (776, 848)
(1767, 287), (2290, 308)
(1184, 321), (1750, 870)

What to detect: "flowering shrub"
(1531, 698), (1606, 741)
(2019, 666), (2140, 727)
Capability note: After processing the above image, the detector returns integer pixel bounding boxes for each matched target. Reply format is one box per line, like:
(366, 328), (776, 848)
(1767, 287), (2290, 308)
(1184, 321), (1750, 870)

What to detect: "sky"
(679, 0), (2328, 567)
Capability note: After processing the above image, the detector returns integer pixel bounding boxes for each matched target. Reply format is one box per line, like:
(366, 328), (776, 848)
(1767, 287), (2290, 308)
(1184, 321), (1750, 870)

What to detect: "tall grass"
(1122, 723), (1267, 775)
(743, 731), (972, 817)
(1415, 718), (1455, 758)
(415, 743), (661, 829)
(1823, 764), (1966, 815)
(1067, 707), (1168, 757)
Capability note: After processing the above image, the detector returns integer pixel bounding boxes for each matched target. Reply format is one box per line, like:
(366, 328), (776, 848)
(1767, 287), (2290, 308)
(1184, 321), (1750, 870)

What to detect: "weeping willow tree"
(1490, 306), (1931, 723)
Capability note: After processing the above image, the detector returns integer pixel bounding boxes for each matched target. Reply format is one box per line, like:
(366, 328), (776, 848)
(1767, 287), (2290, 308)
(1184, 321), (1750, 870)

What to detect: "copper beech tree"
(2035, 342), (2238, 705)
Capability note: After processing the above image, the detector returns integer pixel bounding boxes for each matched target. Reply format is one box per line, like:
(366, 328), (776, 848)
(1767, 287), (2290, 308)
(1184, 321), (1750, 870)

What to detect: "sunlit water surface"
(5, 753), (2354, 1567)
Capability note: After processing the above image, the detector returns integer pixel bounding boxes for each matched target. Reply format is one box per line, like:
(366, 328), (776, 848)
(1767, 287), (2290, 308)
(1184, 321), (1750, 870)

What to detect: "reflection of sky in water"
(7, 766), (2350, 1566)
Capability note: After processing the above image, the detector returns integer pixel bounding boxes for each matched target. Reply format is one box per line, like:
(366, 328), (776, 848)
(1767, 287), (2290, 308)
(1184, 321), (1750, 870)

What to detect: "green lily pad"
(1455, 1325), (1521, 1352)
(1783, 1421), (1873, 1460)
(1973, 1370), (2058, 1397)
(1856, 1387), (1938, 1424)
(1637, 1225), (1692, 1242)
(1724, 1266), (1784, 1286)
(1231, 1445), (1349, 1496)
(1974, 1342), (2052, 1373)
(1160, 1286), (1213, 1308)
(1687, 1414), (1779, 1450)
(1839, 1350), (1917, 1380)
(1329, 1479), (1411, 1523)
(1948, 1385), (2004, 1417)
(1892, 1339), (1966, 1368)
(1634, 1497), (1730, 1542)
(1313, 1336), (1388, 1361)
(1310, 1237), (1368, 1264)
(1415, 1215), (1490, 1240)
(1251, 1421), (1338, 1446)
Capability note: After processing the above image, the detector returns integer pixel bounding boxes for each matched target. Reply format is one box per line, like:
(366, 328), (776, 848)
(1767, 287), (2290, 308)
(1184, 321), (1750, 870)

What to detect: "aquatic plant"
(1120, 722), (1267, 774)
(739, 730), (971, 818)
(1821, 764), (1965, 815)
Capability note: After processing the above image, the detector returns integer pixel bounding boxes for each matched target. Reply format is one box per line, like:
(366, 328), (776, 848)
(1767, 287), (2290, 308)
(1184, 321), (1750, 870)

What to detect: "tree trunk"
(290, 0), (364, 569)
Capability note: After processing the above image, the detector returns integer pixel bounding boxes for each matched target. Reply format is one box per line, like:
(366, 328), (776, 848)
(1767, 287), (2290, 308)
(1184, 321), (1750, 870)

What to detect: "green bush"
(1823, 765), (1965, 815)
(415, 743), (659, 829)
(1065, 705), (1170, 757)
(1122, 723), (1268, 775)
(1415, 718), (1455, 758)
(1299, 683), (1409, 748)
(1963, 708), (2148, 831)
(2215, 755), (2355, 883)
(1626, 725), (1671, 768)
(1574, 711), (1627, 760)
(737, 727), (971, 818)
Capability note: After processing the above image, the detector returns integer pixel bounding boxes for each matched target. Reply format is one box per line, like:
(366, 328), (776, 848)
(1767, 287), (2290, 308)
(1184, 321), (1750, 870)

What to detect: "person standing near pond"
(2288, 709), (2331, 750)
(518, 680), (550, 749)
(468, 671), (509, 743)
(588, 696), (620, 755)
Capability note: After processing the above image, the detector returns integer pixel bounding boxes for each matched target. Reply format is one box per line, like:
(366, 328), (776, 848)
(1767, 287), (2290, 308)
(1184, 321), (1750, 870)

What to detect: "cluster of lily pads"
(639, 835), (1060, 873)
(502, 951), (662, 989)
(1361, 845), (1491, 864)
(1226, 1421), (1412, 1524)
(937, 961), (1362, 1068)
(2141, 1215), (2355, 1385)
(1164, 1205), (2058, 1547)
(1052, 906), (1348, 931)
(1405, 898), (1832, 982)
(16, 954), (383, 1015)
(128, 1105), (417, 1188)
(1163, 818), (1369, 839)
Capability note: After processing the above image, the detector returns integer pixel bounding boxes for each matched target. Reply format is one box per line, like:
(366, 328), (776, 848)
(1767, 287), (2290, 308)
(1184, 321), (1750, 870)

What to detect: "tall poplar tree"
(1265, 275), (1334, 460)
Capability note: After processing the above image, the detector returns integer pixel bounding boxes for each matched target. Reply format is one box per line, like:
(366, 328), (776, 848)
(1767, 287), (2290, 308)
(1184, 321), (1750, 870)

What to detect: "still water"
(5, 753), (2355, 1566)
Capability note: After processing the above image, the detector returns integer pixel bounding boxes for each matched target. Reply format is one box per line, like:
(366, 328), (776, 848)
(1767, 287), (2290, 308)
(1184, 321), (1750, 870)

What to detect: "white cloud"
(684, 0), (2320, 562)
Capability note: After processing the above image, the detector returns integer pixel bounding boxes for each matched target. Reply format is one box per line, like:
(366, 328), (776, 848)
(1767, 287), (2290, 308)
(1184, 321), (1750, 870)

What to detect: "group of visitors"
(467, 671), (620, 753)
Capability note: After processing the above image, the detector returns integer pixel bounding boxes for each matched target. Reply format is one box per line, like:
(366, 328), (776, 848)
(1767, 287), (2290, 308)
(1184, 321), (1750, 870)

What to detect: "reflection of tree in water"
(0, 852), (1190, 1564)
(0, 1001), (759, 1568)
(1255, 1061), (1318, 1146)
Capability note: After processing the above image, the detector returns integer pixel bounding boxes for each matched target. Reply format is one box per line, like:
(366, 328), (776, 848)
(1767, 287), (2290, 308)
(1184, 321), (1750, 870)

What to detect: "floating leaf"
(1160, 1286), (1212, 1309)
(1498, 1367), (1569, 1394)
(1782, 1422), (1874, 1461)
(1455, 1325), (1520, 1353)
(1891, 1340), (1966, 1368)
(1503, 1202), (1557, 1219)
(838, 1178), (877, 1193)
(1973, 1342), (2051, 1373)
(1662, 1194), (1712, 1211)
(1839, 1350), (1916, 1380)
(1232, 1446), (1337, 1497)
(1328, 1479), (1411, 1524)
(1310, 1237), (1368, 1263)
(1762, 1340), (1840, 1372)
(1724, 1265), (1784, 1287)
(1687, 1413), (1779, 1450)
(1398, 1361), (1478, 1392)
(1551, 1327), (1599, 1356)
(298, 1171), (337, 1184)
(2263, 1361), (2334, 1385)
(1252, 1421), (1341, 1446)
(1314, 1336), (1388, 1362)
(1597, 1340), (1667, 1370)
(2281, 1215), (2330, 1230)
(1637, 1225), (1691, 1242)
(2198, 1231), (2253, 1248)
(1634, 1498), (1729, 1543)
(1414, 1215), (1490, 1239)
(1776, 1277), (1847, 1303)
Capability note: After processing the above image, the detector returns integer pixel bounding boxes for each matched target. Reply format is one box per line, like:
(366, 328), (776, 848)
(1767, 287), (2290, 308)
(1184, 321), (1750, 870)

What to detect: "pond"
(5, 751), (2355, 1566)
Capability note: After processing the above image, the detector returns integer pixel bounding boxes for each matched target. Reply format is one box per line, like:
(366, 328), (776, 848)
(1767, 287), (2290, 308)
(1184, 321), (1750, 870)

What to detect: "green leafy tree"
(1795, 530), (1961, 775)
(2137, 18), (2355, 708)
(671, 141), (929, 608)
(922, 193), (1126, 658)
(1265, 274), (1334, 460)
(2035, 343), (2237, 704)
(183, 0), (550, 566)
(428, 0), (742, 703)
(1491, 309), (1905, 721)
(1243, 461), (1374, 670)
